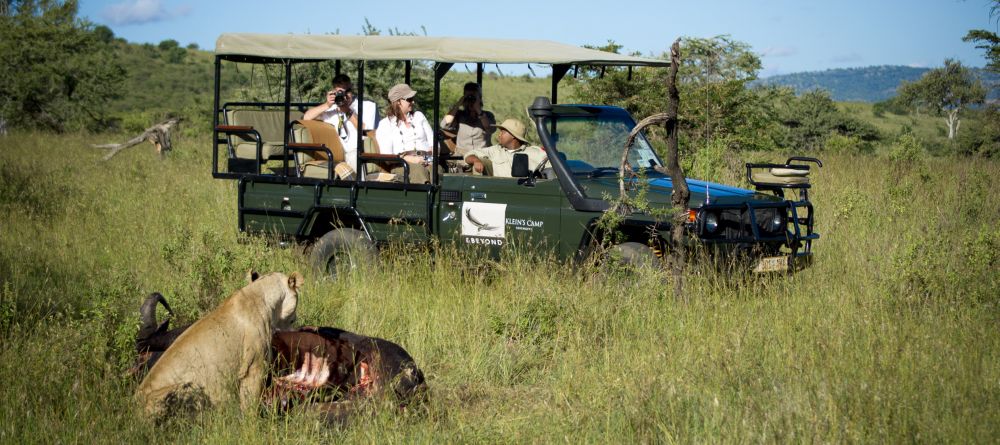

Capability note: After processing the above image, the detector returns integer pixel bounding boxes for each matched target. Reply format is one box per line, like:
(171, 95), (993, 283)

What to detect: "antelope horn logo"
(465, 208), (498, 233)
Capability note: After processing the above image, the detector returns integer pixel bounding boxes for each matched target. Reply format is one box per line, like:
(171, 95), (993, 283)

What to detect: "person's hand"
(448, 97), (463, 115)
(466, 156), (484, 173)
(325, 90), (336, 107)
(403, 154), (425, 165)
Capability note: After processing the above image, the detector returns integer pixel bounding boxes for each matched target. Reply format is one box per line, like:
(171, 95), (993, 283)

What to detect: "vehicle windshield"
(549, 108), (662, 177)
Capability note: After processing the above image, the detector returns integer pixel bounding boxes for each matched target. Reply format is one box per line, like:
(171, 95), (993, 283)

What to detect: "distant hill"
(756, 65), (999, 102)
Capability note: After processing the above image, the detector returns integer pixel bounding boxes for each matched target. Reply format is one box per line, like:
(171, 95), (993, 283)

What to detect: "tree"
(964, 0), (1000, 156)
(285, 20), (433, 112)
(775, 89), (880, 151)
(963, 0), (1000, 72)
(573, 35), (781, 156)
(0, 0), (126, 131)
(896, 59), (986, 139)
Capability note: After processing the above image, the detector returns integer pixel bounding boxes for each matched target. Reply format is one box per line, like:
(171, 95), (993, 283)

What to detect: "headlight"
(704, 212), (719, 233)
(768, 213), (784, 232)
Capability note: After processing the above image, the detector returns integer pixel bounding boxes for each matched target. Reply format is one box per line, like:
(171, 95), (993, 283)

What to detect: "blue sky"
(78, 0), (996, 77)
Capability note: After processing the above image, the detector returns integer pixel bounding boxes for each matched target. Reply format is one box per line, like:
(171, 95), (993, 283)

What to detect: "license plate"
(753, 255), (790, 273)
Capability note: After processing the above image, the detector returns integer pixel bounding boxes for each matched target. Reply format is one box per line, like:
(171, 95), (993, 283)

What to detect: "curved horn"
(137, 292), (172, 340)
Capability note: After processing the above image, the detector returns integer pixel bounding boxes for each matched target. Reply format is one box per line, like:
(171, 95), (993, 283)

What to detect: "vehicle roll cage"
(211, 34), (670, 190)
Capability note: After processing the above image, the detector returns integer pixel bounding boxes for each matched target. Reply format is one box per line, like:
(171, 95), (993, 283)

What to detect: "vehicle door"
(354, 180), (434, 244)
(437, 175), (562, 258)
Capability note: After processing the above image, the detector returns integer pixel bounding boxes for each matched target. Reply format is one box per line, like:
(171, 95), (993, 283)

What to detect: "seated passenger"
(302, 74), (379, 173)
(441, 82), (495, 157)
(374, 84), (434, 184)
(464, 118), (545, 178)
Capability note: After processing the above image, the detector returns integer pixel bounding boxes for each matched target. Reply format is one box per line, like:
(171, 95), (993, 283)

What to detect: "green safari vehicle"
(210, 34), (820, 276)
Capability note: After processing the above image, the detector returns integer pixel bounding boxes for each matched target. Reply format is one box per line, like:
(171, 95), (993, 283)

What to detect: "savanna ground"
(0, 128), (997, 443)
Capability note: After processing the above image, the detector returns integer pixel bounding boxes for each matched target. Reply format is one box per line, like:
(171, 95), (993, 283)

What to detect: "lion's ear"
(288, 272), (304, 292)
(246, 269), (260, 284)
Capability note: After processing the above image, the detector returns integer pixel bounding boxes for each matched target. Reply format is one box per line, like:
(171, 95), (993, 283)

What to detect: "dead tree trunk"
(618, 39), (688, 299)
(93, 118), (179, 161)
(664, 40), (689, 300)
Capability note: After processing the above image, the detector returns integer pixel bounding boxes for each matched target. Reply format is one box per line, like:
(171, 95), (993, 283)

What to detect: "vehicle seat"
(291, 120), (354, 180)
(363, 130), (380, 154)
(751, 167), (810, 186)
(226, 109), (304, 161)
(359, 129), (403, 181)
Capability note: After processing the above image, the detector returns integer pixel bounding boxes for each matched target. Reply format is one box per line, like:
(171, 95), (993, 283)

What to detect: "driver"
(463, 118), (545, 177)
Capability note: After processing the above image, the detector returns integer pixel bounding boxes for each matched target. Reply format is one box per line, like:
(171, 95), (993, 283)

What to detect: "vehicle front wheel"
(607, 241), (662, 270)
(308, 228), (377, 280)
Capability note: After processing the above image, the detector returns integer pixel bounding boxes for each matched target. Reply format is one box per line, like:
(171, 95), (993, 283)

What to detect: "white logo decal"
(462, 202), (506, 239)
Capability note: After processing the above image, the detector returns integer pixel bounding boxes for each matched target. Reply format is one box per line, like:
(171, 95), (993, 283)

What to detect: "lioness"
(135, 271), (303, 419)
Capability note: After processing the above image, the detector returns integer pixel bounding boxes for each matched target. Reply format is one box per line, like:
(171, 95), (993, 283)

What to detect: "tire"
(308, 228), (377, 280)
(608, 241), (661, 269)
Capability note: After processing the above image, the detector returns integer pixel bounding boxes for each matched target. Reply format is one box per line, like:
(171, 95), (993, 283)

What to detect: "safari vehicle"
(211, 34), (820, 275)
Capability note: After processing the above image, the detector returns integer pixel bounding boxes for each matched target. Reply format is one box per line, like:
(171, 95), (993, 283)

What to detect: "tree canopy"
(0, 0), (126, 131)
(964, 0), (1000, 72)
(573, 36), (780, 156)
(571, 35), (879, 175)
(896, 59), (986, 139)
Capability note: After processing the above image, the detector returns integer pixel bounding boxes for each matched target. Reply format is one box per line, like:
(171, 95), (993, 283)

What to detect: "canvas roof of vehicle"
(214, 34), (670, 67)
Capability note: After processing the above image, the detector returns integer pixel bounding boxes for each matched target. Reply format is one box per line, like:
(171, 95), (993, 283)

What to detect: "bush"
(118, 111), (161, 134)
(953, 106), (1000, 157)
(888, 133), (923, 161)
(158, 39), (180, 51)
(824, 133), (873, 155)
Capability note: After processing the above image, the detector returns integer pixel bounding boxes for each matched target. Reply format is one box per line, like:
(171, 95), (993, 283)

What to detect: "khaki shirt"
(466, 144), (546, 177)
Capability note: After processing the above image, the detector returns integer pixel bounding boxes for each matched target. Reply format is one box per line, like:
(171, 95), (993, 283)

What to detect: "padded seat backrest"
(364, 129), (380, 154)
(226, 109), (304, 143)
(291, 120), (345, 163)
(751, 171), (810, 186)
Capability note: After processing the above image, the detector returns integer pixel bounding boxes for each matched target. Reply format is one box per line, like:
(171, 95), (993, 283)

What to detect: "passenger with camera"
(303, 74), (379, 173)
(441, 82), (495, 157)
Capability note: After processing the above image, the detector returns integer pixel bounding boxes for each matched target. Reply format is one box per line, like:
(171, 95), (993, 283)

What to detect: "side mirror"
(511, 153), (529, 178)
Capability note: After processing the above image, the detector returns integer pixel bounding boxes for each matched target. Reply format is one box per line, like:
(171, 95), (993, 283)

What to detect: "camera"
(334, 90), (349, 106)
(463, 94), (477, 102)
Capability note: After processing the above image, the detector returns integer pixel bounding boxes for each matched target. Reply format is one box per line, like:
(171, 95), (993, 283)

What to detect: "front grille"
(706, 206), (787, 240)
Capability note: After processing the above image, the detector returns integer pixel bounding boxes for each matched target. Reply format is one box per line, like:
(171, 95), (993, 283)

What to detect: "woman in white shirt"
(375, 84), (434, 183)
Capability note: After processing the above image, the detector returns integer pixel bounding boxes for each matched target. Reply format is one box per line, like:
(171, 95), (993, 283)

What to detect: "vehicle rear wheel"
(308, 228), (376, 280)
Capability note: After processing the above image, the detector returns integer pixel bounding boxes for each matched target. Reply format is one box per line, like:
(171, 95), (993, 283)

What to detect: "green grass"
(0, 131), (997, 443)
(840, 101), (964, 147)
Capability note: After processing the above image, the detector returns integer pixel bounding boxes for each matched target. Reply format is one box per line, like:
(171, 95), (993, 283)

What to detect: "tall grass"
(0, 131), (997, 443)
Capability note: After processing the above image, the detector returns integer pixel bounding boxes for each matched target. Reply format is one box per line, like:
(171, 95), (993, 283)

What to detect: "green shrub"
(118, 111), (161, 134)
(888, 133), (923, 161)
(824, 133), (873, 155)
(688, 138), (729, 181)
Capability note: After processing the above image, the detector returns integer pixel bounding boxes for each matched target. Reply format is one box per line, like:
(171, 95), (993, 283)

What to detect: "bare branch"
(93, 118), (180, 161)
(619, 112), (671, 202)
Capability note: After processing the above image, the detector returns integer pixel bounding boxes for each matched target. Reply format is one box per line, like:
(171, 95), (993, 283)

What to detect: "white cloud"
(101, 0), (189, 26)
(760, 46), (797, 58)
